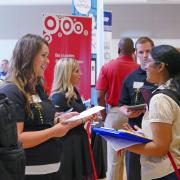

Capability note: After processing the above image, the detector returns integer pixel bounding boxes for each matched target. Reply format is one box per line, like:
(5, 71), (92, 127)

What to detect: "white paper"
(101, 135), (141, 151)
(63, 106), (105, 123)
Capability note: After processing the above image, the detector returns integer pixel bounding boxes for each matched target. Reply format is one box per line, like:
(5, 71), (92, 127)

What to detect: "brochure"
(63, 106), (105, 123)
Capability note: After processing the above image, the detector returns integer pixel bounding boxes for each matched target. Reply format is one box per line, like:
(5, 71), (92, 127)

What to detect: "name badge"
(133, 82), (144, 89)
(32, 95), (42, 103)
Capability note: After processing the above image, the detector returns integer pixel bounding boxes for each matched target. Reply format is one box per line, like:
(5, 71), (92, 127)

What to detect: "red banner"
(43, 15), (92, 99)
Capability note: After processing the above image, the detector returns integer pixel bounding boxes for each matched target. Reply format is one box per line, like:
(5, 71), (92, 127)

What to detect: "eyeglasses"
(153, 60), (168, 67)
(147, 57), (168, 67)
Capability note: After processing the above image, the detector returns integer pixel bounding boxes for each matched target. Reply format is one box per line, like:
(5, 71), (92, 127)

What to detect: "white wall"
(0, 39), (17, 60)
(1, 4), (180, 39)
(1, 4), (180, 62)
(111, 38), (180, 59)
(1, 38), (180, 63)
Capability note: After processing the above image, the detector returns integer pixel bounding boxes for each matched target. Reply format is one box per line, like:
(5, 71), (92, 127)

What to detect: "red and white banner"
(43, 14), (92, 99)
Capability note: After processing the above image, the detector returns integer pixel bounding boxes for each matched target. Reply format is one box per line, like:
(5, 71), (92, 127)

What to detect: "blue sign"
(104, 11), (112, 31)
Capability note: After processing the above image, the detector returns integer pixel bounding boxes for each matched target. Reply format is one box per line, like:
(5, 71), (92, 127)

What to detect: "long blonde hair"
(51, 58), (80, 104)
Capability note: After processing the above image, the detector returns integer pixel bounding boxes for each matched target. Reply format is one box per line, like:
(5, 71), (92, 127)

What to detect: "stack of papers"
(93, 127), (152, 151)
(63, 106), (105, 123)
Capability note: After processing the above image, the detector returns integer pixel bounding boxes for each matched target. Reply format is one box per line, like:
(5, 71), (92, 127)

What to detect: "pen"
(64, 108), (73, 113)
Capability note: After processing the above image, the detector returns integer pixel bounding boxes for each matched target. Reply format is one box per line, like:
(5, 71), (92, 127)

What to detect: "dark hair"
(6, 34), (48, 116)
(135, 37), (154, 49)
(118, 37), (134, 55)
(151, 45), (180, 92)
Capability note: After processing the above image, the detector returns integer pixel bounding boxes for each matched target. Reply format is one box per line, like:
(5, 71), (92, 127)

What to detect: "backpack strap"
(153, 89), (180, 178)
(152, 89), (180, 106)
(167, 152), (180, 179)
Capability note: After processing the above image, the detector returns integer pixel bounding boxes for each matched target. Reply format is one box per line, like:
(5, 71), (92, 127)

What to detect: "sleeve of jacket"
(119, 77), (131, 106)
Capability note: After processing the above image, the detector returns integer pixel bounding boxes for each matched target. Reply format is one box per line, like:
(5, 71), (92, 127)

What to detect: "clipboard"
(126, 103), (146, 110)
(93, 127), (152, 143)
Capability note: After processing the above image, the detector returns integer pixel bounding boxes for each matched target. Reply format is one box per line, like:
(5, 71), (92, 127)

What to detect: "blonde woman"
(51, 58), (94, 180)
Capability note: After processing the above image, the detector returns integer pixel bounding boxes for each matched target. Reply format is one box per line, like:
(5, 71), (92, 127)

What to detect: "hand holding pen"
(54, 108), (75, 124)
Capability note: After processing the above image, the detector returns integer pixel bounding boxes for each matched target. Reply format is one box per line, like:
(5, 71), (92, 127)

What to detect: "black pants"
(153, 169), (180, 180)
(25, 172), (58, 180)
(125, 151), (141, 180)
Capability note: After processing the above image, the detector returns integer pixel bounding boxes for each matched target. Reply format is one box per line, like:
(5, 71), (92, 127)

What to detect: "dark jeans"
(91, 121), (107, 179)
(153, 169), (180, 180)
(125, 151), (141, 180)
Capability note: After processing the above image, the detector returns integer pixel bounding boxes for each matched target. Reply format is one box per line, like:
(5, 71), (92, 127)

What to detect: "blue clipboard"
(93, 127), (152, 143)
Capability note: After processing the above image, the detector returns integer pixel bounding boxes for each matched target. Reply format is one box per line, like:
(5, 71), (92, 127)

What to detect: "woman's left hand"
(54, 112), (79, 124)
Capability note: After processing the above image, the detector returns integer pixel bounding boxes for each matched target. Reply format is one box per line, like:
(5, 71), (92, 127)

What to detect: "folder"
(93, 127), (152, 151)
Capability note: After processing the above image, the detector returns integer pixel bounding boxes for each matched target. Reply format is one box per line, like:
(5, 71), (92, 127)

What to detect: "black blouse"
(0, 83), (61, 166)
(51, 88), (85, 113)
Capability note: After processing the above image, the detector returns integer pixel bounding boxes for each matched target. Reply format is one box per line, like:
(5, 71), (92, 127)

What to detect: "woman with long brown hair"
(0, 34), (83, 180)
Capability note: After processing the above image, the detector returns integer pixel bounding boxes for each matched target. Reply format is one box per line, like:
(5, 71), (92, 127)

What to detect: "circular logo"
(74, 0), (91, 14)
(74, 22), (83, 34)
(84, 30), (88, 36)
(43, 33), (52, 43)
(43, 15), (59, 34)
(60, 17), (74, 35)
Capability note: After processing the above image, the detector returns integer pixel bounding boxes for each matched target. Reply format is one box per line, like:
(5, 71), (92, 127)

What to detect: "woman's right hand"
(54, 112), (79, 124)
(50, 122), (73, 137)
(119, 105), (145, 118)
(50, 112), (80, 137)
(122, 123), (144, 136)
